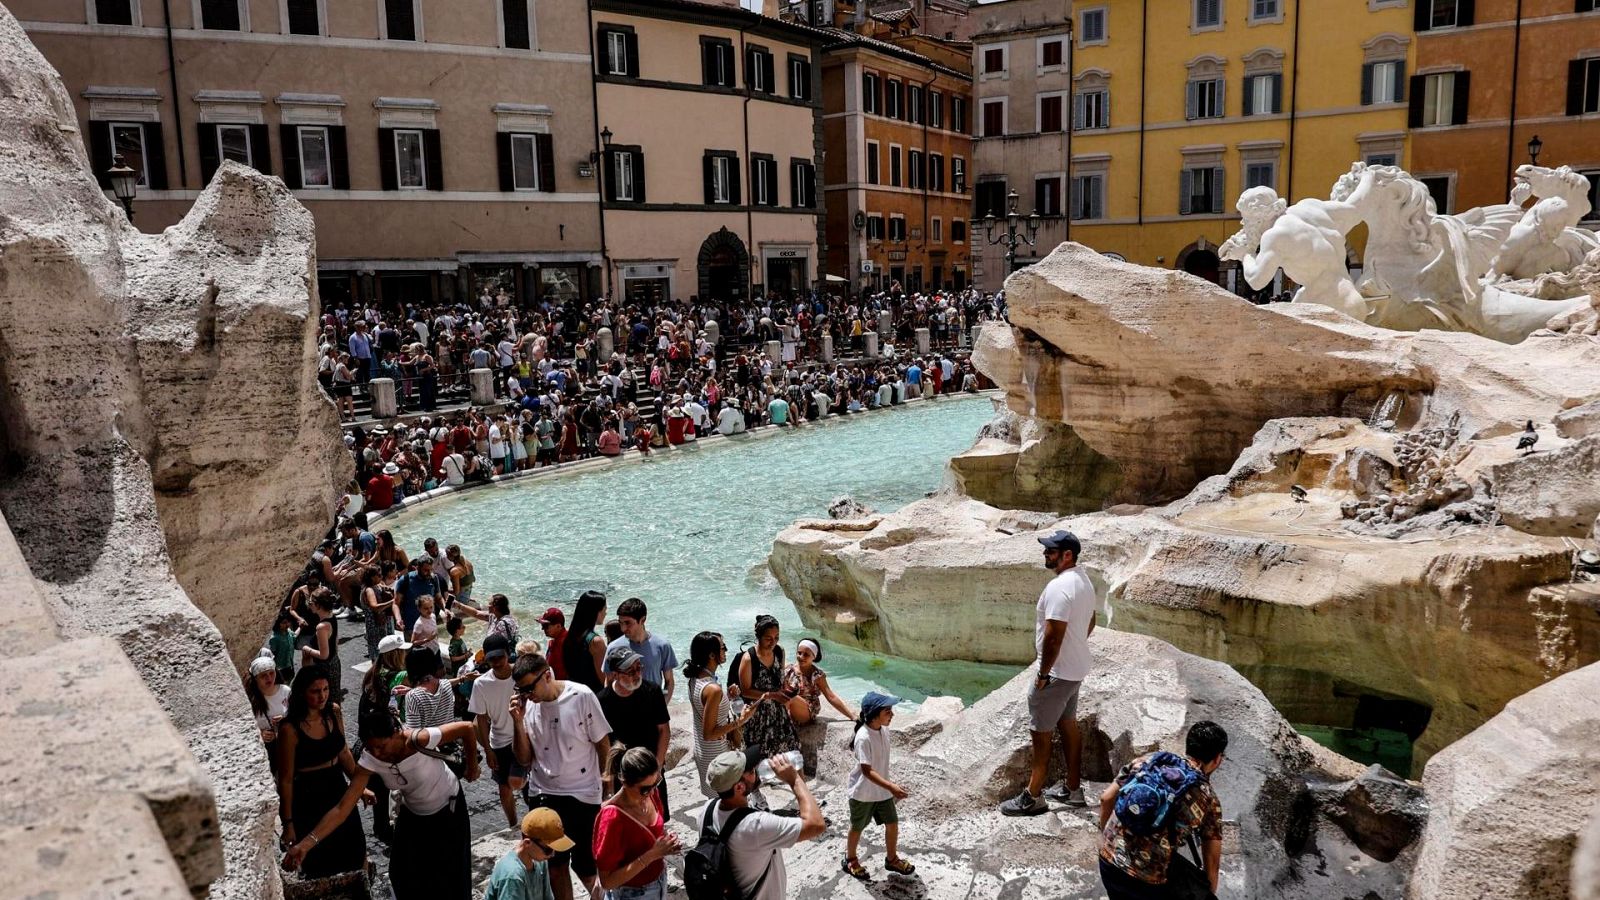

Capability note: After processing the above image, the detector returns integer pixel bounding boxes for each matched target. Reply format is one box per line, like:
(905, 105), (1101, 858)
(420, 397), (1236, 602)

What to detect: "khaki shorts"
(848, 798), (898, 832)
(1027, 676), (1081, 733)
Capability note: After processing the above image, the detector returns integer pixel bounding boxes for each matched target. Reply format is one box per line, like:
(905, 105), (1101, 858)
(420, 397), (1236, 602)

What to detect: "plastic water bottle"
(756, 750), (805, 782)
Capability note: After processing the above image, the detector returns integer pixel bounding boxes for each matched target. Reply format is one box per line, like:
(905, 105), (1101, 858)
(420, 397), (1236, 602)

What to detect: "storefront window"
(471, 265), (519, 308)
(540, 266), (581, 304)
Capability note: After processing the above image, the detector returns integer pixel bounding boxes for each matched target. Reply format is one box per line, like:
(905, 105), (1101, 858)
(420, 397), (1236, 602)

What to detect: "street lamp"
(1527, 134), (1543, 165)
(983, 189), (1041, 275)
(106, 152), (139, 222)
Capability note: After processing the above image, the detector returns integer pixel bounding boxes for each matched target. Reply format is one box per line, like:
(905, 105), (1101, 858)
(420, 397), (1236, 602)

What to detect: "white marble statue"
(1219, 185), (1368, 320)
(1488, 164), (1600, 280)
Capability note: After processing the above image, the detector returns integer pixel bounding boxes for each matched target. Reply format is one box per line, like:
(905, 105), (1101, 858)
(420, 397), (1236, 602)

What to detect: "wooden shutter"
(1457, 0), (1475, 26)
(1271, 74), (1284, 114)
(1185, 81), (1197, 120)
(764, 54), (776, 95)
(631, 151), (646, 202)
(1179, 169), (1193, 215)
(1414, 0), (1431, 32)
(536, 134), (554, 192)
(745, 47), (756, 88)
(1450, 71), (1471, 125)
(729, 156), (741, 205)
(703, 154), (716, 204)
(1570, 60), (1588, 115)
(423, 128), (443, 190)
(1035, 179), (1049, 216)
(1361, 63), (1375, 105)
(1069, 176), (1082, 220)
(198, 123), (221, 184)
(328, 126), (349, 189)
(703, 44), (717, 86)
(247, 124), (272, 175)
(89, 122), (114, 188)
(142, 122), (168, 189)
(378, 127), (398, 191)
(627, 33), (640, 77)
(1242, 75), (1255, 116)
(502, 0), (530, 50)
(605, 150), (620, 202)
(281, 124), (303, 188)
(1408, 76), (1425, 126)
(1211, 166), (1225, 214)
(1090, 175), (1104, 220)
(496, 132), (515, 191)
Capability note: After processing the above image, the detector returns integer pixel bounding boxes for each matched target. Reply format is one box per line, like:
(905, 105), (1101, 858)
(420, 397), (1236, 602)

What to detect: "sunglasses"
(633, 778), (661, 792)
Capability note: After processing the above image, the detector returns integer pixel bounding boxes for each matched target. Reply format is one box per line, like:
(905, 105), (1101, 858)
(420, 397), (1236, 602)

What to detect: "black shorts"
(491, 744), (527, 786)
(525, 791), (600, 878)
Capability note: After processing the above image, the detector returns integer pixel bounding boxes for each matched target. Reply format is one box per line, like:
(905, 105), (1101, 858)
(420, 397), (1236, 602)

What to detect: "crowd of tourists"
(254, 512), (1229, 900)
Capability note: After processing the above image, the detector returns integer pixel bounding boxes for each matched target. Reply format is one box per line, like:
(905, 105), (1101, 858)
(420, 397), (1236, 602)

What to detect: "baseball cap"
(483, 633), (511, 660)
(520, 809), (575, 851)
(537, 607), (565, 626)
(606, 645), (643, 672)
(706, 748), (763, 794)
(377, 634), (412, 655)
(860, 690), (902, 718)
(1037, 530), (1082, 555)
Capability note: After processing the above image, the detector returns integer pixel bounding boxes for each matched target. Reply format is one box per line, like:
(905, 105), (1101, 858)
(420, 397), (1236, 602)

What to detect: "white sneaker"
(1043, 784), (1088, 807)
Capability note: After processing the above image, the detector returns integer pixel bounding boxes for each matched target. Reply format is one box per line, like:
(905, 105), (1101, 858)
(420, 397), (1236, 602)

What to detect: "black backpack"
(726, 644), (783, 695)
(684, 805), (771, 900)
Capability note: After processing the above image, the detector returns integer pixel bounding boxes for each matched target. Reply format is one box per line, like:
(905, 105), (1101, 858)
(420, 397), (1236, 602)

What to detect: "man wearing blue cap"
(1001, 530), (1099, 816)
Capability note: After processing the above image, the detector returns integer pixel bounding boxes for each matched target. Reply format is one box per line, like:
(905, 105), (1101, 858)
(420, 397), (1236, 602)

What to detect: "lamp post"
(106, 153), (139, 223)
(982, 189), (1041, 276)
(1527, 134), (1543, 165)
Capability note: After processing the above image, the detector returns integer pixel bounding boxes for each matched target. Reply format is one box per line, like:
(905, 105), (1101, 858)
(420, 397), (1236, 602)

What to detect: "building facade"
(591, 0), (825, 305)
(817, 23), (973, 292)
(970, 0), (1415, 291)
(18, 0), (603, 308)
(1409, 0), (1600, 215)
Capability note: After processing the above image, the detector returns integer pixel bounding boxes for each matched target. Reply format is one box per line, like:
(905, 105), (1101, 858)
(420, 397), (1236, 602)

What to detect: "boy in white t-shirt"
(843, 691), (914, 881)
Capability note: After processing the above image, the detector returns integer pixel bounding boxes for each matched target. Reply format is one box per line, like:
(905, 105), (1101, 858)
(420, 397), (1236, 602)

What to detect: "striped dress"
(689, 673), (731, 799)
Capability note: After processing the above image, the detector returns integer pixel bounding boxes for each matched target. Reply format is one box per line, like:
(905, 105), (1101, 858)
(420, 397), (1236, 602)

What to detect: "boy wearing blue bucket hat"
(842, 691), (915, 880)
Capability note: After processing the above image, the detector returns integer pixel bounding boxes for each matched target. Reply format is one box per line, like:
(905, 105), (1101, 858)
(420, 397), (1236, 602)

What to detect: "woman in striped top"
(684, 631), (755, 799)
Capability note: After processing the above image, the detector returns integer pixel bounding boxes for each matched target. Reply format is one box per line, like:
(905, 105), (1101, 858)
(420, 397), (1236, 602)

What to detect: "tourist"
(367, 462), (399, 512)
(702, 750), (826, 900)
(445, 544), (475, 604)
(737, 615), (799, 757)
(602, 598), (677, 699)
(445, 615), (470, 674)
(594, 748), (678, 900)
(597, 420), (623, 456)
(358, 633), (410, 845)
(332, 352), (356, 422)
(470, 632), (526, 829)
(843, 691), (914, 881)
(781, 638), (855, 726)
(767, 393), (790, 426)
(716, 401), (746, 436)
(684, 632), (755, 799)
(484, 808), (574, 900)
(458, 592), (522, 646)
(376, 529), (409, 569)
(404, 646), (466, 774)
(359, 566), (397, 662)
(297, 590), (341, 698)
(246, 654), (290, 776)
(598, 646), (671, 816)
(275, 666), (366, 878)
(1098, 721), (1227, 900)
(1001, 530), (1099, 816)
(410, 594), (441, 655)
(395, 556), (443, 638)
(421, 536), (450, 572)
(538, 607), (570, 679)
(511, 652), (613, 900)
(562, 590), (609, 693)
(283, 708), (480, 900)
(268, 610), (298, 685)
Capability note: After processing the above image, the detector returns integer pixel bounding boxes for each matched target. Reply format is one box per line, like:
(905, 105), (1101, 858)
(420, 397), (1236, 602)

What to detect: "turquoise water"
(381, 397), (1020, 706)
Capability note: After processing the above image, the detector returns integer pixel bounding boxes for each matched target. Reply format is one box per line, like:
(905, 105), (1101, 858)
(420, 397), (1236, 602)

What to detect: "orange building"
(1410, 0), (1600, 214)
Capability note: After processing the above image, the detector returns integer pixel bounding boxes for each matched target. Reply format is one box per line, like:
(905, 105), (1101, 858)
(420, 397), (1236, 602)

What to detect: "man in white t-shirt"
(440, 451), (466, 486)
(469, 633), (525, 829)
(1001, 530), (1099, 816)
(703, 749), (826, 900)
(511, 652), (612, 900)
(716, 404), (746, 436)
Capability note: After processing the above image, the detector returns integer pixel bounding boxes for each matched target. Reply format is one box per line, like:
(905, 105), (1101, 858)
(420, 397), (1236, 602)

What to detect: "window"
(865, 140), (880, 184)
(751, 155), (777, 206)
(1187, 78), (1224, 119)
(952, 156), (966, 193)
(1039, 94), (1064, 133)
(862, 73), (881, 114)
(952, 219), (967, 243)
(890, 145), (902, 187)
(790, 159), (816, 207)
(216, 123), (253, 166)
(93, 0), (136, 25)
(297, 126), (332, 188)
(983, 47), (1005, 74)
(383, 0), (417, 41)
(1180, 165), (1225, 214)
(1363, 60), (1405, 105)
(908, 85), (923, 124)
(599, 27), (638, 77)
(394, 129), (426, 188)
(606, 147), (644, 202)
(908, 149), (924, 189)
(1075, 90), (1109, 129)
(1245, 161), (1276, 190)
(502, 0), (531, 49)
(931, 217), (942, 243)
(1080, 9), (1106, 44)
(888, 216), (907, 242)
(703, 39), (735, 88)
(110, 123), (151, 186)
(1250, 0), (1280, 21)
(509, 134), (543, 190)
(790, 56), (812, 101)
(747, 46), (775, 94)
(982, 99), (1005, 136)
(286, 0), (320, 34)
(708, 154), (735, 203)
(1070, 174), (1104, 220)
(1419, 174), (1452, 213)
(1194, 0), (1221, 29)
(886, 79), (903, 119)
(1365, 152), (1399, 166)
(200, 0), (241, 30)
(951, 97), (967, 133)
(1243, 73), (1283, 116)
(1420, 0), (1469, 30)
(929, 90), (944, 127)
(1041, 39), (1066, 67)
(929, 152), (945, 191)
(976, 180), (1008, 217)
(866, 214), (885, 241)
(1582, 0), (1600, 11)
(1035, 176), (1062, 216)
(1568, 58), (1600, 115)
(1412, 71), (1468, 127)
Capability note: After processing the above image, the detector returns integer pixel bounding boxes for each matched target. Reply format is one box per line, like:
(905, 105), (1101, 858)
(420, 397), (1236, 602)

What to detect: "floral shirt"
(1098, 755), (1223, 884)
(780, 663), (825, 717)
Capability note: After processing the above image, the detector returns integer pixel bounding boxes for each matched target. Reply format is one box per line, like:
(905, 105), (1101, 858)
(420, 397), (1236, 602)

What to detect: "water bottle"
(755, 750), (805, 782)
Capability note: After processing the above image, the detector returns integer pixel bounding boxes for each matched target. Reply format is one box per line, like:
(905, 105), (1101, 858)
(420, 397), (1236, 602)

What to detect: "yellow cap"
(520, 808), (575, 851)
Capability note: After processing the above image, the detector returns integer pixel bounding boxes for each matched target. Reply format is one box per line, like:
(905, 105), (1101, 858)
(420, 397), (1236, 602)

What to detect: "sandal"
(885, 858), (916, 875)
(843, 858), (870, 880)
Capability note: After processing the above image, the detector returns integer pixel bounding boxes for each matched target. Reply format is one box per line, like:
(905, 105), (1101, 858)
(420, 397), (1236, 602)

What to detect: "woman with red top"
(594, 749), (678, 900)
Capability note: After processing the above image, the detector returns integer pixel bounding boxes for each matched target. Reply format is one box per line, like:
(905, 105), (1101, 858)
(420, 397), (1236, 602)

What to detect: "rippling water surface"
(382, 396), (1019, 705)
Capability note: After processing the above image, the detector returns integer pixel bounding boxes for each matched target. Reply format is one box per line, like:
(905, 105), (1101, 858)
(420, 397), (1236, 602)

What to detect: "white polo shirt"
(1035, 566), (1099, 682)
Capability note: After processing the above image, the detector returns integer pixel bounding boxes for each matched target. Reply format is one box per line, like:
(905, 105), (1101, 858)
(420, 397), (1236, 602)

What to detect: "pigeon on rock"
(1516, 421), (1538, 455)
(1289, 485), (1308, 503)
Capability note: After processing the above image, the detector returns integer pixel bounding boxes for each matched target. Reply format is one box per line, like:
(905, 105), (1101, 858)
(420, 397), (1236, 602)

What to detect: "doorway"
(696, 227), (750, 302)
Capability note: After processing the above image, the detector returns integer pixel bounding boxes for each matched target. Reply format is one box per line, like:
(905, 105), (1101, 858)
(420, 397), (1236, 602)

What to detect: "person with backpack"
(1097, 721), (1227, 900)
(736, 616), (799, 758)
(1001, 530), (1099, 816)
(689, 749), (825, 900)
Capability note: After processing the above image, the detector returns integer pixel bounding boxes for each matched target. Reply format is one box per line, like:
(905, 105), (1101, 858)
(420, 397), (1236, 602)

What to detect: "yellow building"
(971, 0), (1414, 292)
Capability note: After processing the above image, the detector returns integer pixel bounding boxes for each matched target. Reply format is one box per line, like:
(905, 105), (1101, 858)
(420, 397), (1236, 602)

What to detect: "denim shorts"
(606, 871), (667, 900)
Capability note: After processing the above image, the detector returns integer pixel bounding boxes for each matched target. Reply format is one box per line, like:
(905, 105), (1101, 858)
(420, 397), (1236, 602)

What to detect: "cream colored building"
(592, 0), (825, 304)
(16, 0), (603, 308)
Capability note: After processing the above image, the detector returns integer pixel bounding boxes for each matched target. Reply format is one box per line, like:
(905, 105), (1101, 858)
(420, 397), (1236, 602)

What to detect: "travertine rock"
(1575, 802), (1600, 900)
(1409, 661), (1600, 900)
(947, 408), (1122, 514)
(1487, 436), (1600, 537)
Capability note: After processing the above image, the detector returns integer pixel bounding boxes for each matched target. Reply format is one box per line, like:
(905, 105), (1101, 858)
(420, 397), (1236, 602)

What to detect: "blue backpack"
(1113, 751), (1205, 836)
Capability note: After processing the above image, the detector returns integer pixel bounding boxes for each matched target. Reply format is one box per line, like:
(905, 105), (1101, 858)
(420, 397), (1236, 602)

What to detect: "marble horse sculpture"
(1489, 164), (1600, 280)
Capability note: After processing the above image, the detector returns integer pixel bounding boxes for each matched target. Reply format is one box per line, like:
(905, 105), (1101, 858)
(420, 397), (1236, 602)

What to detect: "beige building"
(591, 0), (825, 304)
(16, 0), (603, 308)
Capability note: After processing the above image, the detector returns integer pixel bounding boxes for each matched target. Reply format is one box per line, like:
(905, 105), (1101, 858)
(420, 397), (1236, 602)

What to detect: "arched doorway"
(697, 227), (750, 302)
(1176, 239), (1222, 286)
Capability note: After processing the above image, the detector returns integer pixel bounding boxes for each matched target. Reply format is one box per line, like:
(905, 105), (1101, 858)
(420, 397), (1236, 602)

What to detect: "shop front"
(618, 261), (676, 306)
(760, 243), (811, 299)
